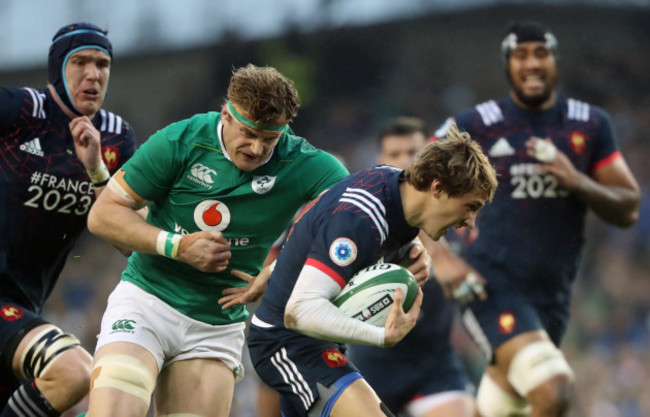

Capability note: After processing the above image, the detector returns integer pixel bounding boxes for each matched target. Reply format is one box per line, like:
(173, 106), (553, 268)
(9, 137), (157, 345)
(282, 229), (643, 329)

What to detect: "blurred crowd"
(35, 6), (648, 417)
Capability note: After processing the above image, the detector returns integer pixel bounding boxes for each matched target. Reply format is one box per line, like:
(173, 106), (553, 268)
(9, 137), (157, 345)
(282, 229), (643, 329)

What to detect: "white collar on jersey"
(217, 120), (276, 166)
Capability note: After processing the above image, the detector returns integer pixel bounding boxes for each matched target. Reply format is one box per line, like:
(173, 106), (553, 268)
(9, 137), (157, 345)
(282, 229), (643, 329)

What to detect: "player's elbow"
(612, 201), (640, 229)
(284, 302), (299, 330)
(616, 210), (639, 229)
(87, 204), (102, 236)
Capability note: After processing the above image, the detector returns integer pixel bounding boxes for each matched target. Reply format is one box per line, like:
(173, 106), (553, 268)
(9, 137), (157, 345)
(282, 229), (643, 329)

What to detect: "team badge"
(498, 312), (516, 334)
(101, 146), (120, 170)
(252, 175), (276, 194)
(329, 238), (357, 266)
(321, 349), (348, 368)
(194, 200), (231, 232)
(569, 131), (586, 154)
(1, 305), (24, 322)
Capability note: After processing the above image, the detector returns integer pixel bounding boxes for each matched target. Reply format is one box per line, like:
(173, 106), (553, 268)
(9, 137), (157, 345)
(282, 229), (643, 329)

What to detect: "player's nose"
(251, 139), (268, 156)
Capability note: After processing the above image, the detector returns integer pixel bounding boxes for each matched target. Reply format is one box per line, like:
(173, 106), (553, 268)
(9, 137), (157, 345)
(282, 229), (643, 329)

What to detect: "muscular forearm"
(571, 172), (640, 228)
(87, 199), (160, 254)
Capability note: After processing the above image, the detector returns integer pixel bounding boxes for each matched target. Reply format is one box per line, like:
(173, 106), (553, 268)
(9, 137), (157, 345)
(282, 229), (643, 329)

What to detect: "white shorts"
(96, 281), (246, 381)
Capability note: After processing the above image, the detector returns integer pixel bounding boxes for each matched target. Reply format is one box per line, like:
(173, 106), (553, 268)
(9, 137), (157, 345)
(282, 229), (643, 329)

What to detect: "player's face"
(64, 49), (111, 117)
(221, 108), (284, 171)
(508, 41), (557, 110)
(379, 133), (428, 170)
(420, 186), (486, 241)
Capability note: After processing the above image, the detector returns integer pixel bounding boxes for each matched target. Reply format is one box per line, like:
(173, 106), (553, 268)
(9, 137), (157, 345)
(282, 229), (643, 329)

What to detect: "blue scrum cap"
(48, 22), (113, 114)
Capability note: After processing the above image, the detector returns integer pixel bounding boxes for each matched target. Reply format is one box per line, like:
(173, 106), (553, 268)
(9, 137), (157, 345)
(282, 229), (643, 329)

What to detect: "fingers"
(230, 269), (254, 282)
(178, 231), (232, 272)
(69, 116), (97, 144)
(218, 293), (246, 310)
(393, 287), (404, 311)
(451, 272), (486, 304)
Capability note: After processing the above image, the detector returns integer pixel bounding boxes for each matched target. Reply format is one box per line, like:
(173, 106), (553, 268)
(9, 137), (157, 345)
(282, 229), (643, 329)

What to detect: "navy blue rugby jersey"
(0, 86), (136, 312)
(255, 166), (419, 327)
(435, 96), (620, 291)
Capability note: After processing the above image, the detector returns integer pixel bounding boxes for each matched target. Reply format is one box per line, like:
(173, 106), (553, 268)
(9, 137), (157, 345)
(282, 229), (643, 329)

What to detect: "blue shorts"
(248, 319), (362, 417)
(0, 300), (47, 405)
(461, 258), (570, 362)
(350, 344), (472, 413)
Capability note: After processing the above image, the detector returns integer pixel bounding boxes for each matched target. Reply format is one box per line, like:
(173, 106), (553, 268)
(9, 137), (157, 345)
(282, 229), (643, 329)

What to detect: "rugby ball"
(332, 263), (418, 327)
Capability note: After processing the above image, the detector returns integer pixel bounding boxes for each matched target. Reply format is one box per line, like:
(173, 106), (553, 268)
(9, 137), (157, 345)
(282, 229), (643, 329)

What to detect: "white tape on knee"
(507, 341), (575, 397)
(20, 326), (82, 380)
(91, 354), (156, 406)
(476, 374), (530, 417)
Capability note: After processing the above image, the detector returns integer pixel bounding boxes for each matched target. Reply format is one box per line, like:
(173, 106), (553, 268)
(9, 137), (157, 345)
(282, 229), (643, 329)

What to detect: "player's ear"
(221, 105), (230, 120)
(430, 180), (444, 198)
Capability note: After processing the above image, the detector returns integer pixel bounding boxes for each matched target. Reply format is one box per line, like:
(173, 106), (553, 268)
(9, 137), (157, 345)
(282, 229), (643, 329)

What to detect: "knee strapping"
(20, 325), (81, 380)
(476, 374), (530, 417)
(91, 354), (156, 407)
(507, 341), (575, 397)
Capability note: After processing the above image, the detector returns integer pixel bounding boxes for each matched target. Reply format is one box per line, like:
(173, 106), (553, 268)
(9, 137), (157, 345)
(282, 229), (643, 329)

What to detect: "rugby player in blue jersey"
(247, 124), (497, 417)
(433, 22), (640, 417)
(0, 23), (135, 417)
(349, 117), (479, 417)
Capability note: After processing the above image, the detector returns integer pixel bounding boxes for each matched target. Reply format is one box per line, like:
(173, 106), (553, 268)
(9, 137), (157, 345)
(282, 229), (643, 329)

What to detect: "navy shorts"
(350, 344), (472, 413)
(460, 259), (570, 362)
(0, 300), (46, 405)
(248, 320), (362, 417)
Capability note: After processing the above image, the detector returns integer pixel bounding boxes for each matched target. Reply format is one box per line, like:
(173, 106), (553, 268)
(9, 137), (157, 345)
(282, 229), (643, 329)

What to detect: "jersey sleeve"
(302, 150), (349, 200)
(120, 124), (184, 201)
(589, 107), (621, 172)
(305, 209), (383, 288)
(0, 87), (43, 133)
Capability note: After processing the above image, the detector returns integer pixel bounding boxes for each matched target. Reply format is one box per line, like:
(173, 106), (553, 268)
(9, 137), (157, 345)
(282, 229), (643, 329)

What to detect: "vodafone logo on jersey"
(194, 200), (231, 232)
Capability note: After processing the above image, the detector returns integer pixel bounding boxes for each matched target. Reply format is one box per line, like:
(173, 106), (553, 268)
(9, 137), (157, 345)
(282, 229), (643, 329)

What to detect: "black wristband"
(93, 179), (110, 188)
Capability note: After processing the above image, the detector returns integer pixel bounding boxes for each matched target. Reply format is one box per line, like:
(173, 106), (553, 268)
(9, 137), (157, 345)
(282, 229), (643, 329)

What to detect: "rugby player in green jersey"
(83, 64), (422, 417)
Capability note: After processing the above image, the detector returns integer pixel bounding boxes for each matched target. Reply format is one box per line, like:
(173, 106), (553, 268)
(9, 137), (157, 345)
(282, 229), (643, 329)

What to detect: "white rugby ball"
(332, 263), (418, 327)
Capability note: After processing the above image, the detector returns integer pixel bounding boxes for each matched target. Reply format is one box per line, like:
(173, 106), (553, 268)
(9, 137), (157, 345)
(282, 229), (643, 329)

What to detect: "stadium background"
(1, 1), (649, 416)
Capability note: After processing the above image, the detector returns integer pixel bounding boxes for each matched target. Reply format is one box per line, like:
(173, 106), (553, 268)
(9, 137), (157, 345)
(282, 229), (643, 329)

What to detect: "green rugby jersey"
(119, 112), (348, 324)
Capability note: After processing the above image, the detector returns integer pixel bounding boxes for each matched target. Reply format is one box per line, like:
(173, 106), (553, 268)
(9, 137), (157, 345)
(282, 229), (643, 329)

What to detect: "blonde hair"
(227, 64), (301, 127)
(403, 122), (497, 201)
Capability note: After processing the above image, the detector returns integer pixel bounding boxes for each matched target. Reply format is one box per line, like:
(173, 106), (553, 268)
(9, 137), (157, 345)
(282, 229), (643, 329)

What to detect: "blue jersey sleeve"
(589, 106), (620, 170)
(307, 208), (383, 287)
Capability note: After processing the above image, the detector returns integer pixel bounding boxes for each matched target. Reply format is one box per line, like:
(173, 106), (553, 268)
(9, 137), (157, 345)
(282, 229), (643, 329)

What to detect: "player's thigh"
(155, 358), (235, 417)
(411, 392), (475, 417)
(88, 342), (159, 417)
(330, 378), (386, 417)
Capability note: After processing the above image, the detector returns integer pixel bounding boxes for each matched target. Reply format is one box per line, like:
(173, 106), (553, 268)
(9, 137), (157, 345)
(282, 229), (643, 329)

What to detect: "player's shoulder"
(330, 167), (396, 239)
(153, 112), (218, 144)
(434, 97), (508, 139)
(560, 96), (610, 124)
(0, 86), (49, 121)
(276, 132), (346, 170)
(276, 131), (319, 158)
(95, 108), (134, 138)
